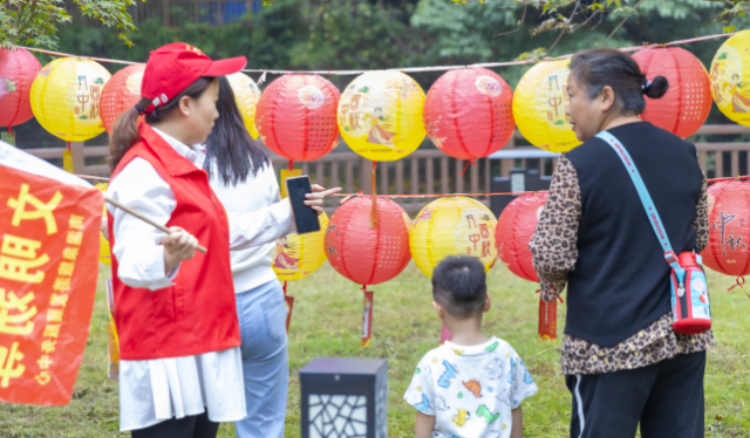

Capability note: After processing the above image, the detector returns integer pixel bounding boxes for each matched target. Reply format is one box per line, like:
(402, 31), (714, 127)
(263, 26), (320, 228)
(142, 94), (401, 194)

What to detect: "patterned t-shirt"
(403, 337), (538, 438)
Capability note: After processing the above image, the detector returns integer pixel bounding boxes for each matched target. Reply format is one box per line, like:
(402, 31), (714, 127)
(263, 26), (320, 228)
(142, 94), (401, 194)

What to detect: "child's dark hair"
(204, 76), (270, 185)
(432, 255), (487, 319)
(568, 48), (669, 115)
(109, 77), (214, 172)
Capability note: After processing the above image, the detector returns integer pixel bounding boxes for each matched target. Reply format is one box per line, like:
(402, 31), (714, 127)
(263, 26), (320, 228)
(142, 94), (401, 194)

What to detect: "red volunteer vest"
(108, 123), (240, 360)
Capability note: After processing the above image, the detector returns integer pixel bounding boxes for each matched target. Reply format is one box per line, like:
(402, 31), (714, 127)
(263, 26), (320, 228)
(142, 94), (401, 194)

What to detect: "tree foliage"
(0, 0), (142, 49)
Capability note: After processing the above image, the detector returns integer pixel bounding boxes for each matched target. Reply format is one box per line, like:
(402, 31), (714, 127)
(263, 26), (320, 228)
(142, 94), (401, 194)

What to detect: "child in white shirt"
(404, 256), (538, 438)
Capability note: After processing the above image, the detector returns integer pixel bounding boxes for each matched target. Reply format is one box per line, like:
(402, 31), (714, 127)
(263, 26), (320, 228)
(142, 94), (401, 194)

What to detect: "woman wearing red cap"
(105, 43), (338, 437)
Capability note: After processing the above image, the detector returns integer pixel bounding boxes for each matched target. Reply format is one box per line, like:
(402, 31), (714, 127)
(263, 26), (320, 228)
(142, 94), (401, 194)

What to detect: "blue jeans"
(234, 280), (288, 438)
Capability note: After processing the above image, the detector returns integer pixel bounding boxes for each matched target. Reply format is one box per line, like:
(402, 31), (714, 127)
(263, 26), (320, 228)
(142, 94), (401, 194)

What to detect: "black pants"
(566, 351), (706, 438)
(131, 412), (220, 438)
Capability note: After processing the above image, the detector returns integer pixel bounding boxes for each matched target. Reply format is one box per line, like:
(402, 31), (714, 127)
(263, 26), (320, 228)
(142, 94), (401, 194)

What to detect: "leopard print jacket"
(529, 157), (714, 375)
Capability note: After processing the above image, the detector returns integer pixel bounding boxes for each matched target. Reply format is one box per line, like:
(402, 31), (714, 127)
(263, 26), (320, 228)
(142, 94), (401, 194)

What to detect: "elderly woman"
(530, 48), (713, 438)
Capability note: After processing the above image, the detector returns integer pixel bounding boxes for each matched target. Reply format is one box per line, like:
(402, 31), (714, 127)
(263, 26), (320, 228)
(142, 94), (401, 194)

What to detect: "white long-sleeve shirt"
(106, 128), (291, 431)
(208, 160), (294, 293)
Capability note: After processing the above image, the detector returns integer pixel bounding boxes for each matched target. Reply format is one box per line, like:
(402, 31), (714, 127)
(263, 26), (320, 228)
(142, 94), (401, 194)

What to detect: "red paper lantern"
(256, 74), (341, 162)
(0, 48), (42, 129)
(424, 67), (514, 160)
(325, 196), (411, 286)
(495, 192), (548, 282)
(496, 192), (556, 340)
(632, 47), (712, 139)
(100, 64), (145, 133)
(702, 180), (750, 277)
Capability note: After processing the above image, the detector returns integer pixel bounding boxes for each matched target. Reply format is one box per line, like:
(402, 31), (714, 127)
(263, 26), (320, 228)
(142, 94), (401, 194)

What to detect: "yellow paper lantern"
(273, 212), (329, 281)
(95, 183), (111, 265)
(710, 30), (750, 126)
(513, 60), (581, 153)
(410, 196), (497, 278)
(227, 72), (262, 139)
(338, 71), (426, 161)
(30, 57), (111, 142)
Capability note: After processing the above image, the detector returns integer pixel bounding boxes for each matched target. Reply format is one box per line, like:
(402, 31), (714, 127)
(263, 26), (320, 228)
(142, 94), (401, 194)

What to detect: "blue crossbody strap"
(595, 131), (683, 273)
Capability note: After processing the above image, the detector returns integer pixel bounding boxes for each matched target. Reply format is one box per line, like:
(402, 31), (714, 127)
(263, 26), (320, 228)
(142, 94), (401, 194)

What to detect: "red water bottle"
(671, 252), (712, 334)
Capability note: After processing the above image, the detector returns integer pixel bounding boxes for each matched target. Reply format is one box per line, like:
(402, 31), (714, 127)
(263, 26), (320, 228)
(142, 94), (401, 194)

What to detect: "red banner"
(0, 146), (102, 406)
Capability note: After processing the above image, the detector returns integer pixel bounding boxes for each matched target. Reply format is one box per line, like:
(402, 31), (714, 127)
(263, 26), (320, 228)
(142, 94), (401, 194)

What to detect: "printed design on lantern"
(125, 71), (143, 96)
(325, 223), (339, 258)
(0, 77), (16, 98)
(425, 115), (447, 150)
(376, 233), (406, 270)
(711, 210), (747, 256)
(539, 69), (571, 127)
(711, 47), (745, 113)
(459, 208), (497, 264)
(413, 208), (433, 227)
(298, 85), (325, 110)
(339, 83), (401, 153)
(74, 74), (105, 121)
(475, 76), (502, 97)
(273, 237), (303, 273)
(308, 394), (367, 438)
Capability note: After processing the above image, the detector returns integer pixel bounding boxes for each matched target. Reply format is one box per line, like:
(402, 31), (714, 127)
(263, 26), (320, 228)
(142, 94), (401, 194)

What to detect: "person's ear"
(432, 300), (445, 319)
(177, 95), (192, 118)
(483, 293), (492, 313)
(599, 85), (616, 112)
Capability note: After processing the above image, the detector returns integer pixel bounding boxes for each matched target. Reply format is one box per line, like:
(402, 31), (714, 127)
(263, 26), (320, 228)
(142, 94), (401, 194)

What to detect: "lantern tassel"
(283, 281), (287, 295)
(361, 285), (374, 347)
(459, 160), (477, 177)
(67, 141), (71, 152)
(729, 276), (745, 291)
(7, 126), (13, 135)
(370, 161), (378, 228)
(538, 296), (557, 341)
(288, 160), (294, 172)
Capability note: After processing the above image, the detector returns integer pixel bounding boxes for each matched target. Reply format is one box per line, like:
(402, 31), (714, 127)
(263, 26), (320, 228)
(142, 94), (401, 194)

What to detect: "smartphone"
(286, 176), (321, 235)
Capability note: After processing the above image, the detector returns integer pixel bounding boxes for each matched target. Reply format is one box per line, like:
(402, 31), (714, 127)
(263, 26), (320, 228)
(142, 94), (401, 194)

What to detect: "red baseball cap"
(140, 42), (246, 114)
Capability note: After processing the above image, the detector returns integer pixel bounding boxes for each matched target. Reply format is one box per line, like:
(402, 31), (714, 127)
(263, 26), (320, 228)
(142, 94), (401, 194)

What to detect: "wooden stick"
(105, 197), (208, 254)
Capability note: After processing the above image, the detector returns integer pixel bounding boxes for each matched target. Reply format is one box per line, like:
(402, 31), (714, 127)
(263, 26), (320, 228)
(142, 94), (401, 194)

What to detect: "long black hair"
(569, 48), (669, 115)
(204, 76), (270, 186)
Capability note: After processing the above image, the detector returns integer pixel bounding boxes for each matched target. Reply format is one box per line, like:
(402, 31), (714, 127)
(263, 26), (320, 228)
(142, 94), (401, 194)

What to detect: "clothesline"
(20, 31), (736, 77)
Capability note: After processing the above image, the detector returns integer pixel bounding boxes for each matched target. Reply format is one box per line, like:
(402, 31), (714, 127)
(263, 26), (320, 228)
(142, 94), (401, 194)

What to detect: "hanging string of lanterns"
(5, 32), (750, 347)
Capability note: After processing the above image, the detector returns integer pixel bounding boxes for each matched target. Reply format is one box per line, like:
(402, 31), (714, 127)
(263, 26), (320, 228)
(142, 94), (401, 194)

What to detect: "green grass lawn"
(0, 261), (748, 437)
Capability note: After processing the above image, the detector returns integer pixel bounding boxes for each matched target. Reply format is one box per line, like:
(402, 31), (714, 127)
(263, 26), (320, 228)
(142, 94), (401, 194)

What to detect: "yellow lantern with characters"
(710, 30), (750, 126)
(227, 72), (262, 139)
(273, 212), (329, 281)
(409, 196), (497, 278)
(513, 59), (581, 153)
(338, 71), (426, 161)
(30, 57), (111, 142)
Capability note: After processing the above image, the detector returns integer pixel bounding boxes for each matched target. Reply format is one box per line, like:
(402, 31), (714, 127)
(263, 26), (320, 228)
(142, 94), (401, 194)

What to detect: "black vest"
(565, 122), (703, 347)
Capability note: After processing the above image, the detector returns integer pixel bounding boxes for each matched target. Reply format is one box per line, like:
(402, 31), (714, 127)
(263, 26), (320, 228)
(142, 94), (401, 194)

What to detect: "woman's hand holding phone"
(163, 226), (199, 273)
(304, 184), (342, 215)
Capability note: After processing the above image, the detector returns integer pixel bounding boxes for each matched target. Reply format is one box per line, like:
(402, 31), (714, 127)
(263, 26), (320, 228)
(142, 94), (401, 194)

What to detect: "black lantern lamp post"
(300, 357), (388, 438)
